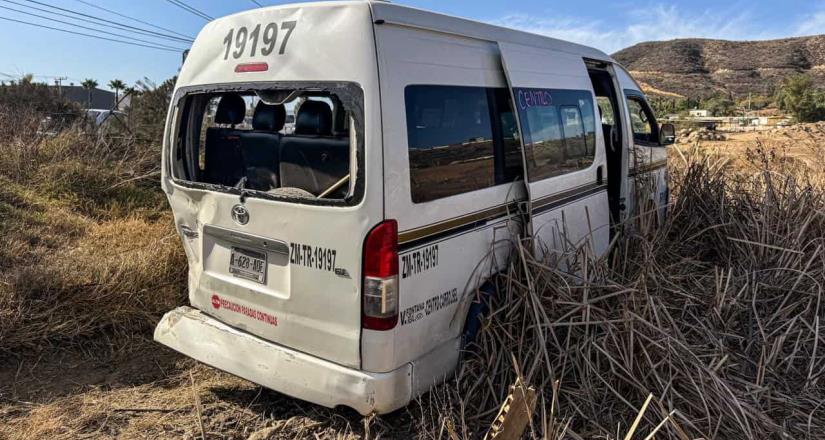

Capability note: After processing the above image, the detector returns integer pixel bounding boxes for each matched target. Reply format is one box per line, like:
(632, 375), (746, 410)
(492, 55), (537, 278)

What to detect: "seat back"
(279, 100), (350, 196)
(241, 102), (286, 190)
(203, 94), (246, 186)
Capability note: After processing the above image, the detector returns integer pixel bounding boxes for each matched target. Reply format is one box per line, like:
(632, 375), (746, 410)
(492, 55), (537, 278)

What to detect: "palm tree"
(80, 78), (98, 108)
(108, 79), (126, 103)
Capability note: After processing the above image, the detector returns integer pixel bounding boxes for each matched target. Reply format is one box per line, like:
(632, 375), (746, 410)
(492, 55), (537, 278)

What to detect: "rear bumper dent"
(154, 306), (412, 415)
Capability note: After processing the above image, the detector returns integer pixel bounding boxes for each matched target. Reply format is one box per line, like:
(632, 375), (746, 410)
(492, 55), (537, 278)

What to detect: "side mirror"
(659, 123), (676, 146)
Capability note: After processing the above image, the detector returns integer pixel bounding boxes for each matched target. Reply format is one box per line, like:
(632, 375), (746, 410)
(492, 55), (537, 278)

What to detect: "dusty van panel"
(177, 2), (378, 87)
(499, 42), (610, 260)
(159, 2), (382, 368)
(615, 67), (669, 222)
(365, 22), (524, 373)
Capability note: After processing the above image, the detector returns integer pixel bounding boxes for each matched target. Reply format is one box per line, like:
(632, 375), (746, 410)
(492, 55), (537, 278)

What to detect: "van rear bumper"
(154, 306), (412, 415)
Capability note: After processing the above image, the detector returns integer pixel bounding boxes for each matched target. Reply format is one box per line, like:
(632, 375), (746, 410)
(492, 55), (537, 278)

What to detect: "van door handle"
(596, 165), (604, 185)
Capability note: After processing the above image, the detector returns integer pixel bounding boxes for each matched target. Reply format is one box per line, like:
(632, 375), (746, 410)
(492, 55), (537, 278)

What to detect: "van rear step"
(154, 306), (411, 415)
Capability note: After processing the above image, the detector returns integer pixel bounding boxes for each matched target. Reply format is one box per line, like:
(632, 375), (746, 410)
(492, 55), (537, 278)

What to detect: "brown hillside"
(613, 35), (825, 98)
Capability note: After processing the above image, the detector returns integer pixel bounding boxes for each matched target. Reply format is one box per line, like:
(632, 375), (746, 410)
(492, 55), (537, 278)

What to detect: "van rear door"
(499, 42), (611, 259)
(166, 85), (374, 369)
(162, 3), (382, 369)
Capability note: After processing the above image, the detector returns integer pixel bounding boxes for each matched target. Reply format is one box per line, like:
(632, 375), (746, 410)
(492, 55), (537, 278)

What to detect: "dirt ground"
(1, 124), (824, 440)
(0, 338), (419, 439)
(675, 123), (825, 171)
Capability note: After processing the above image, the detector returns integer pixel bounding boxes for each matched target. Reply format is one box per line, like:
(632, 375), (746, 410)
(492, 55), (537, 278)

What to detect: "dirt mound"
(613, 35), (825, 98)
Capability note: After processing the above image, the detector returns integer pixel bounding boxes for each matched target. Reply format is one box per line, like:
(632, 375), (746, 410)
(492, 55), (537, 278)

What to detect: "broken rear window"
(170, 83), (362, 204)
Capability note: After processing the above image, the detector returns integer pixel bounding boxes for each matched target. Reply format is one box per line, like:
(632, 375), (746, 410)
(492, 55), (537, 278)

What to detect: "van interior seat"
(242, 102), (286, 190)
(204, 94), (246, 186)
(279, 100), (350, 197)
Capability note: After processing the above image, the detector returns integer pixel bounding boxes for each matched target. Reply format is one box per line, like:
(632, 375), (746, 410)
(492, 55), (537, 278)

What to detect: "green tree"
(0, 73), (77, 115)
(80, 78), (98, 108)
(108, 79), (126, 104)
(776, 74), (825, 123)
(703, 94), (736, 117)
(127, 77), (176, 143)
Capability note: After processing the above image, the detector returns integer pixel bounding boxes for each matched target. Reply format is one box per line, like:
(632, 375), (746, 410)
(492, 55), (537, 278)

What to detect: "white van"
(155, 0), (673, 415)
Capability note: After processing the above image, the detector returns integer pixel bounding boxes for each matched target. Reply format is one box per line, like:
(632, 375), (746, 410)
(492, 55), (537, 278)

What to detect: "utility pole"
(54, 76), (67, 96)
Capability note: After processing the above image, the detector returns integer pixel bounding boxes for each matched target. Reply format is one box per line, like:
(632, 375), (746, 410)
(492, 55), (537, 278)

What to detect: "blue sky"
(0, 0), (823, 90)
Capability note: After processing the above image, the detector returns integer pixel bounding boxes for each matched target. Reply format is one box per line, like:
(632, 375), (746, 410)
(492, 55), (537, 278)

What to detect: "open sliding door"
(498, 42), (611, 262)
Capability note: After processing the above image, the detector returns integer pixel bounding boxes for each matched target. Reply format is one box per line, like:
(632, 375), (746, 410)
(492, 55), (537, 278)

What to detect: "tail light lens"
(362, 220), (399, 330)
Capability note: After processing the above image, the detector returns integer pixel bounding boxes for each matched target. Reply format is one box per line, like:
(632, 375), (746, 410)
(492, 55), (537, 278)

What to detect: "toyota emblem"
(231, 204), (249, 225)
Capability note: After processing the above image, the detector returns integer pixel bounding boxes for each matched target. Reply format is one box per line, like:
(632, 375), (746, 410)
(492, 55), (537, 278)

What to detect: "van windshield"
(170, 83), (362, 204)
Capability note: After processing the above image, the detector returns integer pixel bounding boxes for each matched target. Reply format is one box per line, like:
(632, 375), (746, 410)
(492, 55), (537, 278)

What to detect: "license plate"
(229, 247), (267, 284)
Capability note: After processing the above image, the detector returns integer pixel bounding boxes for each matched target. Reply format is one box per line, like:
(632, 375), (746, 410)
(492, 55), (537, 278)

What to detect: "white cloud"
(489, 4), (783, 54)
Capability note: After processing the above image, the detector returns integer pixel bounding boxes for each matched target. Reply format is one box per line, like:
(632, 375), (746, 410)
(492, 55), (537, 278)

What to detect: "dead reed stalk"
(416, 144), (825, 439)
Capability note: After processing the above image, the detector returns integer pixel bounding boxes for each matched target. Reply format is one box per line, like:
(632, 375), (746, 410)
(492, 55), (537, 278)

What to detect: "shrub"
(776, 74), (825, 123)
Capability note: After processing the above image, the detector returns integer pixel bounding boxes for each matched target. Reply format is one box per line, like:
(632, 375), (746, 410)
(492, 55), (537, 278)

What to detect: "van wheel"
(461, 281), (497, 350)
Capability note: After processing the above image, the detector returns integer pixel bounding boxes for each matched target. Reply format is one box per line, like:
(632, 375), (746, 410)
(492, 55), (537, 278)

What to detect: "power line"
(0, 14), (184, 52)
(11, 0), (193, 43)
(0, 72), (80, 81)
(165, 0), (212, 21)
(250, 0), (263, 6)
(0, 4), (186, 51)
(72, 0), (194, 40)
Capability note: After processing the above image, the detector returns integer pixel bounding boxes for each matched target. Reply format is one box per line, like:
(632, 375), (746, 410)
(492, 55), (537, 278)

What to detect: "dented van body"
(155, 0), (671, 415)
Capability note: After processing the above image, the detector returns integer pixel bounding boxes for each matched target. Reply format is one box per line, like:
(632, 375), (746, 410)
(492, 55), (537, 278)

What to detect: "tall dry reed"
(415, 145), (825, 439)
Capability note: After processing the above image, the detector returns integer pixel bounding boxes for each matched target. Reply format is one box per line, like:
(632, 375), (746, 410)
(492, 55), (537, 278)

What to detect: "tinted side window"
(405, 85), (515, 203)
(515, 88), (596, 182)
(626, 95), (658, 144)
(596, 96), (615, 125)
(492, 88), (523, 184)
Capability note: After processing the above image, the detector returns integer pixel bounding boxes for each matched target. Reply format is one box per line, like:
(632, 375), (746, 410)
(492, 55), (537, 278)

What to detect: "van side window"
(405, 85), (518, 203)
(514, 88), (596, 182)
(596, 96), (615, 125)
(493, 88), (525, 184)
(626, 95), (658, 145)
(560, 106), (588, 158)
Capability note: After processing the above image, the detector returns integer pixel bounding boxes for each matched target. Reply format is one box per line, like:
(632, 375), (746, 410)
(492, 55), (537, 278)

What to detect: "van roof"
(210, 1), (614, 63)
(369, 1), (614, 63)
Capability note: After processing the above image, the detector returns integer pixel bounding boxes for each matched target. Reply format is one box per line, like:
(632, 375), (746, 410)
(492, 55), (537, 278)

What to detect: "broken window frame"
(165, 81), (365, 207)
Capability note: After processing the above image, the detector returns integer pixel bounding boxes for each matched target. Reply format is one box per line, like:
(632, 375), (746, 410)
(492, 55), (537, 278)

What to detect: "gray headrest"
(252, 102), (286, 132)
(215, 94), (246, 125)
(295, 100), (332, 135)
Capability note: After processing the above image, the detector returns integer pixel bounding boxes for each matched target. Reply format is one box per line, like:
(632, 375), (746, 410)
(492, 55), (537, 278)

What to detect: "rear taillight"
(362, 220), (399, 330)
(235, 62), (269, 73)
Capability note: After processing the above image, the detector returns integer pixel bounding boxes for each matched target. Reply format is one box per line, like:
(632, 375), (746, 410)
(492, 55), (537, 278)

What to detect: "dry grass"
(415, 140), (825, 439)
(1, 110), (824, 439)
(0, 110), (185, 350)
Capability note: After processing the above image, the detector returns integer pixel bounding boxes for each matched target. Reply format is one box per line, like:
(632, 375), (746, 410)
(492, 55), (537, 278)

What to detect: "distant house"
(689, 109), (710, 118)
(54, 85), (116, 109)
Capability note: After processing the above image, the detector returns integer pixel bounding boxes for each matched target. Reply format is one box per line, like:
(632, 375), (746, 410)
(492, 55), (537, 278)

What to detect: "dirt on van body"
(1, 113), (825, 439)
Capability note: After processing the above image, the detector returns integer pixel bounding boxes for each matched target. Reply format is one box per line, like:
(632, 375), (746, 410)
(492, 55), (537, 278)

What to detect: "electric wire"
(250, 0), (263, 6)
(12, 0), (193, 43)
(0, 4), (187, 51)
(164, 0), (212, 21)
(72, 0), (194, 40)
(0, 14), (184, 52)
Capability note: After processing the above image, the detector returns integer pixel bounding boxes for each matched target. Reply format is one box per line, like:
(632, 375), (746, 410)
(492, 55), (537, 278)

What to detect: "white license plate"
(229, 247), (267, 284)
